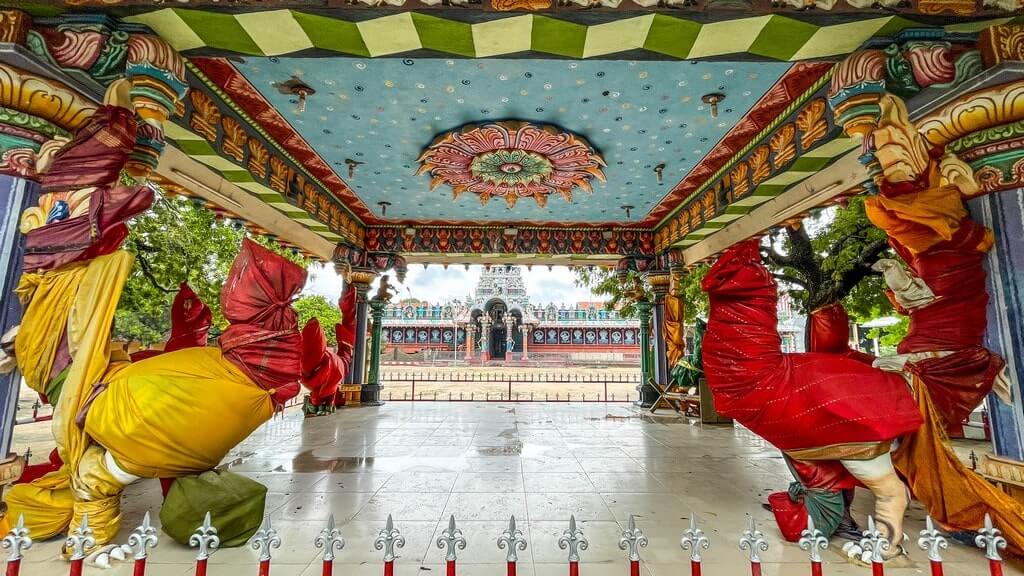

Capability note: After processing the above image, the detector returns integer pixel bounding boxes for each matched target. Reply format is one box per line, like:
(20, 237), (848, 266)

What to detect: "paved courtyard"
(15, 402), (1022, 576)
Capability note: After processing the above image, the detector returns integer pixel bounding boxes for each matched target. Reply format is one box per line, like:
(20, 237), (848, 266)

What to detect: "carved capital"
(349, 269), (377, 290)
(979, 25), (1024, 69)
(647, 272), (671, 301)
(0, 10), (31, 44)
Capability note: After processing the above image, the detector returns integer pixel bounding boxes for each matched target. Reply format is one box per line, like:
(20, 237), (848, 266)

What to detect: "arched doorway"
(486, 300), (508, 360)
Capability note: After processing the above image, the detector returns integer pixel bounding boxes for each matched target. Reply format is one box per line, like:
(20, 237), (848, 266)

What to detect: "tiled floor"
(17, 402), (1023, 575)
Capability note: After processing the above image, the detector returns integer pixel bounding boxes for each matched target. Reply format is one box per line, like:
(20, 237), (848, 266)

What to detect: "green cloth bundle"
(159, 470), (267, 547)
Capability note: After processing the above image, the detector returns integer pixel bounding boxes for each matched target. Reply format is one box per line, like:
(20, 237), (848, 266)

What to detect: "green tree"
(573, 265), (709, 321)
(294, 294), (342, 346)
(761, 196), (901, 347)
(114, 191), (309, 346)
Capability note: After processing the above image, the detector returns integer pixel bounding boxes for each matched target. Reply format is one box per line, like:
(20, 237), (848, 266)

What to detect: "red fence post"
(975, 514), (1007, 576)
(859, 516), (890, 576)
(497, 515), (527, 576)
(128, 512), (159, 576)
(66, 514), (95, 576)
(618, 516), (647, 576)
(738, 516), (767, 576)
(315, 514), (345, 576)
(375, 514), (406, 576)
(916, 516), (947, 576)
(558, 515), (588, 576)
(1, 515), (32, 576)
(680, 515), (709, 576)
(190, 512), (220, 576)
(798, 516), (827, 576)
(436, 515), (465, 576)
(251, 516), (281, 576)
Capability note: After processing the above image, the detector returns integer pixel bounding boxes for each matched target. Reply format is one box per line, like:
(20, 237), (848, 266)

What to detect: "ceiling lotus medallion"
(416, 121), (606, 208)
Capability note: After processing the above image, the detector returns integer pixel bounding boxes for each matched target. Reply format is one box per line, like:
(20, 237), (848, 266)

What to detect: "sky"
(303, 263), (600, 306)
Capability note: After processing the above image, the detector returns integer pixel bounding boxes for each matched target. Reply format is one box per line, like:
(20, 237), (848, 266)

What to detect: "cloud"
(302, 263), (599, 305)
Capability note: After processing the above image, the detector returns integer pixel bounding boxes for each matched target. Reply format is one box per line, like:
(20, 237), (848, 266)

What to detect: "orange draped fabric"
(664, 293), (685, 369)
(893, 378), (1024, 555)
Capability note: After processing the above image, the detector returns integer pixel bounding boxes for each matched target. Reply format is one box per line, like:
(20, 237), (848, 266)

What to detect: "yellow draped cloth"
(664, 294), (685, 369)
(6, 251), (133, 542)
(893, 379), (1024, 555)
(84, 346), (274, 478)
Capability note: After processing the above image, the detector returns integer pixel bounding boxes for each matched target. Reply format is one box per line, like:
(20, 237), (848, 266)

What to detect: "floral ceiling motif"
(416, 122), (606, 208)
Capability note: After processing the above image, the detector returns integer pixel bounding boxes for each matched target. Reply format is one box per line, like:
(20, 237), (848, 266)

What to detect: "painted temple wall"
(969, 190), (1024, 460)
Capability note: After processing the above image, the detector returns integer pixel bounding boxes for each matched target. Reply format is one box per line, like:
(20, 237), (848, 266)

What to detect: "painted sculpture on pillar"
(701, 82), (1024, 562)
(0, 32), (359, 562)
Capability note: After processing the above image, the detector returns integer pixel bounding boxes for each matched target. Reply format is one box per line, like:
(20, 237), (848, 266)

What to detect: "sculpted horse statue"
(700, 94), (1024, 560)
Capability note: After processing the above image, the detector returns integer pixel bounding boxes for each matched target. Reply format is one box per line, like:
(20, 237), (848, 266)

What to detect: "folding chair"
(648, 378), (689, 415)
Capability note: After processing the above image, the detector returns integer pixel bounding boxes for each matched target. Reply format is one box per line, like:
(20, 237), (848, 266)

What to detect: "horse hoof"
(109, 546), (126, 561)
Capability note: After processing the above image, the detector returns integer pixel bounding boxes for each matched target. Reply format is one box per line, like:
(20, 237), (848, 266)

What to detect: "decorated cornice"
(653, 71), (845, 250)
(94, 10), (1024, 61)
(828, 25), (1024, 195)
(0, 10), (188, 181)
(364, 225), (654, 256)
(172, 61), (366, 245)
(647, 61), (832, 229)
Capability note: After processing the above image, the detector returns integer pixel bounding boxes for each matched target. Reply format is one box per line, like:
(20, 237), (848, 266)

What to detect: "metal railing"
(1, 509), (1008, 576)
(381, 371), (640, 403)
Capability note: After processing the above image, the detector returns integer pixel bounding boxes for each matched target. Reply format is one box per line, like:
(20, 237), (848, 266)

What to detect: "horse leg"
(839, 453), (909, 560)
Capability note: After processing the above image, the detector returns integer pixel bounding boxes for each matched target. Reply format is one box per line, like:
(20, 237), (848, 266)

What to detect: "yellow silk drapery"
(893, 378), (1024, 555)
(5, 251), (133, 542)
(84, 346), (274, 478)
(664, 293), (685, 369)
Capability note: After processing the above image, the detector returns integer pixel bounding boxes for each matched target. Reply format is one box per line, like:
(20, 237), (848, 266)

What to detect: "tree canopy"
(293, 294), (342, 346)
(114, 192), (310, 346)
(573, 265), (708, 322)
(573, 197), (906, 348)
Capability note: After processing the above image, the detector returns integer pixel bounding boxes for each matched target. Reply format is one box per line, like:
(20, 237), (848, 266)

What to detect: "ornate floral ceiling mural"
(220, 57), (794, 224)
(417, 121), (606, 208)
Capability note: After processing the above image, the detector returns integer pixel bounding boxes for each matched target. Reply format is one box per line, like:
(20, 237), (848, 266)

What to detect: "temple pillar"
(504, 315), (515, 361)
(480, 318), (491, 362)
(520, 324), (530, 361)
(826, 26), (1024, 464)
(648, 271), (672, 388)
(464, 324), (475, 362)
(0, 175), (35, 471)
(366, 293), (388, 406)
(635, 300), (657, 408)
(345, 267), (375, 399)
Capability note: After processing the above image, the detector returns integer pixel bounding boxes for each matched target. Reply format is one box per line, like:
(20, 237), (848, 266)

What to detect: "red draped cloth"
(131, 283), (213, 363)
(300, 319), (352, 405)
(219, 239), (305, 406)
(24, 105), (153, 273)
(701, 239), (922, 452)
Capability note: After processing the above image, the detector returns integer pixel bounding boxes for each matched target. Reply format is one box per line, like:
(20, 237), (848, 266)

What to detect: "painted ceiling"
(227, 56), (793, 225)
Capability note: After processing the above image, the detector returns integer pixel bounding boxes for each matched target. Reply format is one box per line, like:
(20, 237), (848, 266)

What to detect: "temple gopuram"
(0, 0), (1023, 574)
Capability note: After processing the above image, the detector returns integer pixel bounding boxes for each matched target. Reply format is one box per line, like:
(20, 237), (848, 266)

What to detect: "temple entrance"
(486, 300), (508, 360)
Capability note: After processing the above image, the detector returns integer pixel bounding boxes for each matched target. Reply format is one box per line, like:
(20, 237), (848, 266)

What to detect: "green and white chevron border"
(124, 9), (1022, 61)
